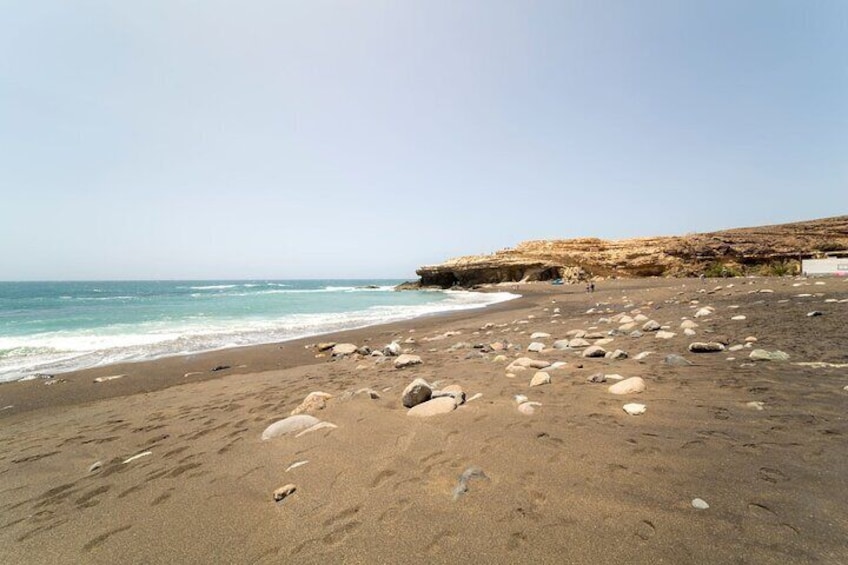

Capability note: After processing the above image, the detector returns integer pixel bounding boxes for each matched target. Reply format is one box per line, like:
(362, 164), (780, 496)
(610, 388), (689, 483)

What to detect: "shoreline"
(2, 276), (847, 564)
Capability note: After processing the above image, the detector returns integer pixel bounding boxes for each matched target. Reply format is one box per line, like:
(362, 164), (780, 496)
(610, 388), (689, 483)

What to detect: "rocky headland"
(415, 216), (848, 287)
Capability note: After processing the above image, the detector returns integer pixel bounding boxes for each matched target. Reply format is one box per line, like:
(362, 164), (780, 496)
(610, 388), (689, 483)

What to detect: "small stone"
(607, 349), (628, 360)
(517, 401), (541, 415)
(273, 484), (297, 502)
(407, 397), (457, 417)
(680, 320), (698, 330)
(261, 415), (322, 441)
(694, 307), (714, 318)
(642, 320), (661, 332)
(746, 401), (765, 410)
(316, 342), (336, 352)
(691, 498), (709, 510)
(530, 372), (551, 387)
(568, 338), (591, 349)
(88, 461), (103, 473)
(623, 403), (646, 416)
(530, 332), (551, 339)
(527, 342), (545, 353)
(582, 345), (607, 358)
(731, 315), (747, 321)
(291, 391), (333, 416)
(634, 352), (654, 361)
(728, 344), (744, 352)
(749, 349), (790, 362)
(655, 331), (676, 340)
(332, 343), (358, 356)
(383, 341), (402, 356)
(683, 328), (697, 337)
(514, 394), (528, 404)
(688, 342), (726, 353)
(587, 373), (606, 383)
(394, 354), (423, 368)
(608, 377), (646, 395)
(807, 311), (823, 317)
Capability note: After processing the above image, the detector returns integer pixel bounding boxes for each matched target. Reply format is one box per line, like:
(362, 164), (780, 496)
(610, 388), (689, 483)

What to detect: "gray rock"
(332, 343), (358, 356)
(629, 330), (644, 339)
(452, 466), (489, 501)
(402, 378), (432, 408)
(688, 342), (726, 353)
(642, 320), (661, 332)
(749, 349), (790, 362)
(394, 354), (423, 368)
(607, 349), (628, 360)
(664, 354), (693, 366)
(582, 345), (607, 358)
(587, 372), (607, 383)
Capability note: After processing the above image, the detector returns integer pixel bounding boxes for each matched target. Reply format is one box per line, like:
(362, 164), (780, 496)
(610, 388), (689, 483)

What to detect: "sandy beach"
(1, 277), (847, 564)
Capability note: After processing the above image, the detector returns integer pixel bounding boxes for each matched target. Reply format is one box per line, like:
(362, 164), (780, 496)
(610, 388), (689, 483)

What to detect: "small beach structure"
(802, 257), (848, 277)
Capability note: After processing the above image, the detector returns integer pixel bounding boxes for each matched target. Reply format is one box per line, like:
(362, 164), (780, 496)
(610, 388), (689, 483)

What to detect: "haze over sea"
(0, 280), (517, 383)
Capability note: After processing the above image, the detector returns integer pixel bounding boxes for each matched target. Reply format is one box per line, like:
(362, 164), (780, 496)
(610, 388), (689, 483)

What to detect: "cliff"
(416, 216), (848, 287)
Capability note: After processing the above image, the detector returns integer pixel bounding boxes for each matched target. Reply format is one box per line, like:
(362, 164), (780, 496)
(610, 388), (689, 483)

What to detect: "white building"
(802, 257), (848, 276)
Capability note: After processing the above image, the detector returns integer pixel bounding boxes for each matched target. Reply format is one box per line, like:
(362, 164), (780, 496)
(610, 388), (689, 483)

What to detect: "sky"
(1, 1), (846, 280)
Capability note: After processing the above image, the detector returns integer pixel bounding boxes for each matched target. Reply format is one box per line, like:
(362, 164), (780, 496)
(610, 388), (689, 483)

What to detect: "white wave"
(189, 284), (239, 290)
(0, 290), (519, 383)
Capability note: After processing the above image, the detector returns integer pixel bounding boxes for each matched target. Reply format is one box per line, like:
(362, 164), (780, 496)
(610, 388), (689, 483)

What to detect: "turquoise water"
(0, 280), (517, 382)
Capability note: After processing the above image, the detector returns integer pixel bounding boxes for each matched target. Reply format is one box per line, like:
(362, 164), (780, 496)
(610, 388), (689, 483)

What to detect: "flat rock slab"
(407, 396), (457, 417)
(394, 354), (423, 368)
(749, 349), (790, 362)
(332, 343), (358, 356)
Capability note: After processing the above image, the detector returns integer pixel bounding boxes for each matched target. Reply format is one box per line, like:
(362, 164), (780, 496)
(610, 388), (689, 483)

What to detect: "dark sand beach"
(1, 277), (847, 564)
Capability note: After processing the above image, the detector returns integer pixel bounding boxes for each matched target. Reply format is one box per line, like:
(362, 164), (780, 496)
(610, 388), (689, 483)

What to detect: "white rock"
(634, 352), (654, 361)
(622, 403), (646, 416)
(680, 320), (698, 330)
(656, 331), (676, 340)
(530, 332), (551, 339)
(694, 307), (714, 318)
(731, 315), (747, 321)
(642, 320), (661, 332)
(261, 415), (322, 440)
(530, 372), (551, 387)
(507, 357), (550, 371)
(594, 338), (615, 346)
(746, 401), (765, 410)
(582, 345), (607, 358)
(394, 354), (423, 368)
(332, 343), (358, 356)
(517, 401), (542, 415)
(291, 391), (333, 415)
(749, 349), (790, 362)
(728, 345), (744, 352)
(683, 328), (697, 336)
(527, 342), (545, 353)
(692, 498), (710, 510)
(608, 377), (646, 395)
(514, 394), (529, 404)
(568, 338), (591, 348)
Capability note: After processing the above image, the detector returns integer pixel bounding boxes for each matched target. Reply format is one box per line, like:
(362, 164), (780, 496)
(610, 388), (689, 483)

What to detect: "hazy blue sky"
(1, 1), (846, 280)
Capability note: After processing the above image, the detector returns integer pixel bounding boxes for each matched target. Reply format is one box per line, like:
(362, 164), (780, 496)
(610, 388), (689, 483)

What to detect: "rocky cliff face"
(416, 216), (848, 287)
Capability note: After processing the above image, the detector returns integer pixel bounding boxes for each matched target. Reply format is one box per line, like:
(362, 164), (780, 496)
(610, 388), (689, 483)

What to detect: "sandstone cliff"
(416, 216), (848, 287)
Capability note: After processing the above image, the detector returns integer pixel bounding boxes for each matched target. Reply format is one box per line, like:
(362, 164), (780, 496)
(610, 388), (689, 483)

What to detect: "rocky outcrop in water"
(415, 216), (848, 288)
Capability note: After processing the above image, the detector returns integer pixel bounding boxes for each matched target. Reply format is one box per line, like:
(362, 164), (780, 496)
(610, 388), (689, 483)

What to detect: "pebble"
(807, 311), (823, 317)
(655, 331), (676, 339)
(622, 403), (646, 416)
(680, 320), (698, 330)
(694, 307), (714, 318)
(608, 377), (646, 395)
(530, 332), (551, 339)
(746, 401), (765, 411)
(683, 328), (697, 337)
(273, 484), (297, 502)
(731, 315), (747, 321)
(664, 354), (692, 366)
(568, 338), (592, 348)
(331, 343), (358, 356)
(691, 498), (710, 510)
(607, 349), (628, 360)
(530, 372), (551, 387)
(394, 354), (423, 368)
(642, 320), (661, 332)
(527, 342), (545, 353)
(514, 394), (529, 404)
(587, 372), (606, 383)
(634, 352), (654, 361)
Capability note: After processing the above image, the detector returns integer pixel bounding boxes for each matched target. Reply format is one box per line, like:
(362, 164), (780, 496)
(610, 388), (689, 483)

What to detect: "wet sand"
(1, 277), (847, 564)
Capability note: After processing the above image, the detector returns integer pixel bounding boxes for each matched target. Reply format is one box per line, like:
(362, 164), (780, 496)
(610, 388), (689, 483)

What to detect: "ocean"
(0, 280), (518, 383)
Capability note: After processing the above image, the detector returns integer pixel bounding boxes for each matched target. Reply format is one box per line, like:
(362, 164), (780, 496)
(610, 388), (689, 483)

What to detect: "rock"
(744, 336), (758, 343)
(394, 354), (423, 368)
(728, 344), (744, 352)
(582, 345), (607, 358)
(664, 354), (693, 366)
(493, 355), (508, 363)
(452, 466), (490, 500)
(594, 338), (615, 346)
(683, 328), (697, 336)
(749, 349), (790, 362)
(618, 315), (635, 324)
(261, 415), (322, 440)
(608, 377), (646, 395)
(566, 329), (587, 338)
(295, 421), (338, 438)
(507, 357), (550, 371)
(691, 498), (710, 510)
(383, 341), (402, 356)
(432, 388), (466, 406)
(530, 372), (551, 387)
(527, 342), (545, 353)
(88, 461), (103, 473)
(317, 342), (336, 352)
(688, 342), (726, 353)
(694, 307), (714, 318)
(273, 484), (297, 502)
(568, 338), (591, 349)
(517, 401), (542, 415)
(642, 320), (661, 332)
(93, 374), (125, 383)
(332, 343), (358, 356)
(623, 403), (646, 415)
(655, 331), (676, 339)
(587, 372), (606, 383)
(291, 391), (333, 415)
(356, 346), (372, 356)
(807, 311), (823, 317)
(607, 349), (628, 360)
(467, 393), (483, 402)
(731, 315), (747, 321)
(618, 322), (637, 332)
(514, 394), (529, 404)
(634, 351), (654, 361)
(530, 332), (551, 339)
(680, 320), (698, 330)
(402, 378), (433, 408)
(407, 397), (457, 417)
(746, 401), (765, 410)
(355, 388), (381, 399)
(629, 330), (644, 338)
